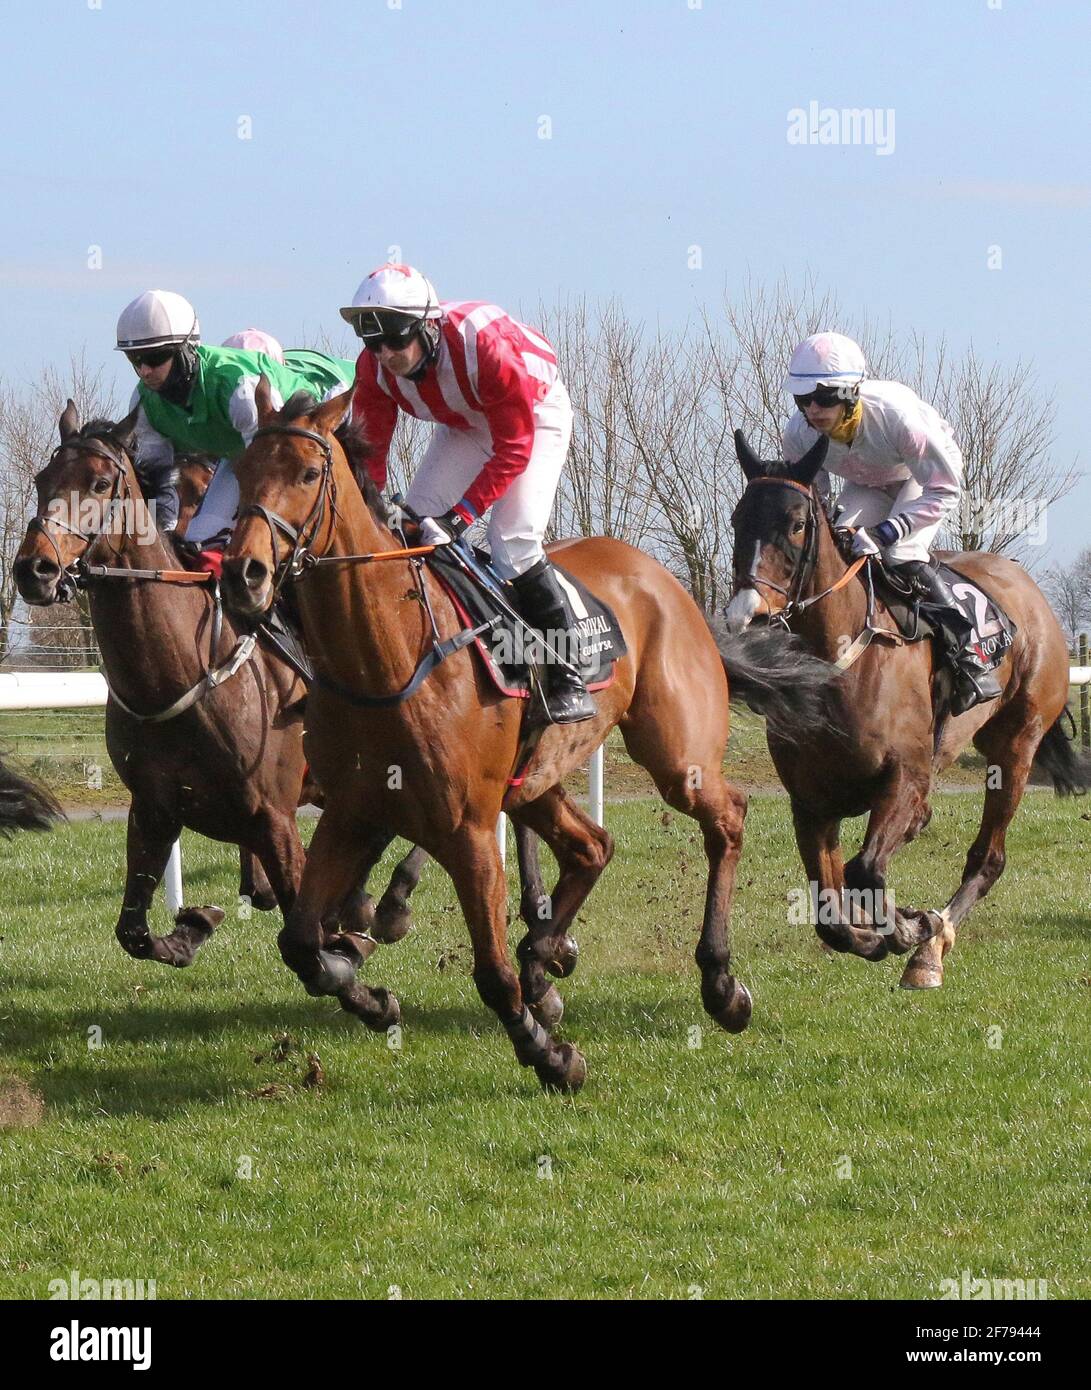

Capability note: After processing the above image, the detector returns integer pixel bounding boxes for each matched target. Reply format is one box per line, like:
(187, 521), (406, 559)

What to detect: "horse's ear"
(734, 429), (764, 482)
(59, 399), (79, 441)
(313, 387), (353, 437)
(786, 434), (829, 486)
(112, 406), (139, 453)
(255, 373), (276, 425)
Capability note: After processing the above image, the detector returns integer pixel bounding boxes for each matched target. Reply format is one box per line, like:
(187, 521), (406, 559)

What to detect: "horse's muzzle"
(13, 553), (62, 606)
(221, 555), (273, 617)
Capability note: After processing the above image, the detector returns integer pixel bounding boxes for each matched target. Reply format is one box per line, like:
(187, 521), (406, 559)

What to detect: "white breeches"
(834, 478), (940, 564)
(185, 458), (240, 547)
(405, 380), (572, 579)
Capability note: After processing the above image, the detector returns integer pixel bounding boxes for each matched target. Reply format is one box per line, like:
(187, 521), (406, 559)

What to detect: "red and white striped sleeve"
(458, 320), (549, 519)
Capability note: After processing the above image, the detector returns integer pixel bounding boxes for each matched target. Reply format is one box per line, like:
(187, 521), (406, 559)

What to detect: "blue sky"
(3, 0), (1088, 559)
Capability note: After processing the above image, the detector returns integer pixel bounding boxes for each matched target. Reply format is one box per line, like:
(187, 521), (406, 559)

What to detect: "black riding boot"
(511, 559), (597, 724)
(900, 559), (1002, 715)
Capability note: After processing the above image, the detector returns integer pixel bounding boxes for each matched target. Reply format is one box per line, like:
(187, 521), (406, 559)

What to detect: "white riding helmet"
(783, 332), (866, 396)
(116, 290), (200, 351)
(222, 328), (285, 363)
(339, 263), (441, 326)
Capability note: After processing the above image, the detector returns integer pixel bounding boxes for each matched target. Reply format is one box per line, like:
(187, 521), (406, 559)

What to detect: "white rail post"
(163, 840), (183, 913)
(589, 744), (604, 827)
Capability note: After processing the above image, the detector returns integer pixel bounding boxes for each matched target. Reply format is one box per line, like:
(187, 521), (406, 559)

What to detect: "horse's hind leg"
(372, 845), (429, 944)
(622, 714), (752, 1032)
(510, 787), (613, 1028)
(239, 847), (278, 912)
(115, 803), (223, 968)
(901, 710), (1041, 990)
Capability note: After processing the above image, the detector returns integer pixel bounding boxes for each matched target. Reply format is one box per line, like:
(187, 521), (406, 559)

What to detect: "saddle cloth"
(878, 559), (1017, 674)
(428, 546), (628, 699)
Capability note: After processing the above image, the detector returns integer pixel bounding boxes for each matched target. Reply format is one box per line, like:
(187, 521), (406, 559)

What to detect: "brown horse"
(14, 403), (424, 970)
(220, 384), (838, 1091)
(725, 431), (1085, 988)
(0, 757), (61, 837)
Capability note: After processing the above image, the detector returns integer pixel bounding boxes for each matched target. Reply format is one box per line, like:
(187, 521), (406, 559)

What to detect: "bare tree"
(1042, 549), (1091, 646)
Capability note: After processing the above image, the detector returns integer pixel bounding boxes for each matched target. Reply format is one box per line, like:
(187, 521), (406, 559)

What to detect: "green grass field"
(1, 788), (1089, 1300)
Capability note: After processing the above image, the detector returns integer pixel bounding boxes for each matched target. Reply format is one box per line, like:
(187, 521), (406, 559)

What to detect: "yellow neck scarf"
(827, 400), (862, 445)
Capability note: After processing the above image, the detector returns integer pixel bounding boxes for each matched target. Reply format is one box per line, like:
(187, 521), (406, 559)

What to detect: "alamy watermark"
(787, 102), (895, 157)
(45, 493), (158, 548)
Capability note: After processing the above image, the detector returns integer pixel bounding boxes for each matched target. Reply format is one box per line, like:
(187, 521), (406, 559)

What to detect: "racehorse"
(221, 383), (839, 1092)
(14, 402), (425, 970)
(725, 431), (1086, 988)
(0, 757), (61, 837)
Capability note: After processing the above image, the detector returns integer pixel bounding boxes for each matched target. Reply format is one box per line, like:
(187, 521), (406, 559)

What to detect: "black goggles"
(351, 313), (422, 351)
(793, 385), (854, 409)
(125, 347), (176, 370)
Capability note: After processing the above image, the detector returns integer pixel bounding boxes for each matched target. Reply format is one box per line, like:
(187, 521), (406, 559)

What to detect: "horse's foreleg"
(445, 824), (586, 1092)
(239, 847), (278, 912)
(510, 788), (613, 1028)
(115, 804), (222, 967)
(372, 844), (429, 944)
(840, 769), (936, 957)
(278, 809), (398, 1030)
(901, 713), (1039, 989)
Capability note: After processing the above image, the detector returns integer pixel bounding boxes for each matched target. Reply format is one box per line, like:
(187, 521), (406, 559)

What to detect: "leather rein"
(32, 433), (256, 722)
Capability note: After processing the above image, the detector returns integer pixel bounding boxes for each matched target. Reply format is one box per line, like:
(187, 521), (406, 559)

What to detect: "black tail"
(709, 621), (842, 738)
(1032, 709), (1091, 797)
(0, 756), (63, 838)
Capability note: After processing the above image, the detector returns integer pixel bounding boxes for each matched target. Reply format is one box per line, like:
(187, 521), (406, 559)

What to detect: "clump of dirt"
(0, 1074), (45, 1128)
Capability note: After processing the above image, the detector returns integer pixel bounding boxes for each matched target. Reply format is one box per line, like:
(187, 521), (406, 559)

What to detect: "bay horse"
(13, 402), (424, 970)
(725, 431), (1085, 988)
(221, 383), (839, 1092)
(0, 757), (61, 837)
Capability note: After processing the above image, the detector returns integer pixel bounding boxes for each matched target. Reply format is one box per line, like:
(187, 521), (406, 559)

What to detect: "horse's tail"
(1032, 708), (1091, 797)
(0, 756), (63, 838)
(709, 621), (841, 737)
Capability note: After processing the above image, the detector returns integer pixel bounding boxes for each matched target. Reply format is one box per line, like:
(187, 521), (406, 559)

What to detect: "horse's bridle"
(732, 476), (823, 627)
(28, 434), (132, 597)
(237, 423), (338, 603)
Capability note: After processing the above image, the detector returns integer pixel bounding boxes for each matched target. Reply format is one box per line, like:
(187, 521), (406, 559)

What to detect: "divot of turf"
(0, 1074), (44, 1128)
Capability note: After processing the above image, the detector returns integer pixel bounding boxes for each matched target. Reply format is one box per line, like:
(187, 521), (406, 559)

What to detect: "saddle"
(426, 543), (627, 700)
(866, 550), (1016, 677)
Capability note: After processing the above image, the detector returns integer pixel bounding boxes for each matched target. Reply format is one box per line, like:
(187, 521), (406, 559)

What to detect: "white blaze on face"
(724, 587), (763, 634)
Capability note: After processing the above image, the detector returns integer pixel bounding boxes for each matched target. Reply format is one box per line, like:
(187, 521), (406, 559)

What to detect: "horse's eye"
(91, 477), (111, 495)
(302, 467), (321, 484)
(791, 519), (805, 536)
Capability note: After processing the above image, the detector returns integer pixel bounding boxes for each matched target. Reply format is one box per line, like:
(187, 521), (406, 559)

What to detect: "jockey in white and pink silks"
(343, 262), (596, 724)
(780, 331), (1001, 713)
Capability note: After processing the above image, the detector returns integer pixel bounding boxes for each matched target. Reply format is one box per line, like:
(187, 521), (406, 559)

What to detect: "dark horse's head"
(724, 430), (830, 634)
(14, 401), (139, 606)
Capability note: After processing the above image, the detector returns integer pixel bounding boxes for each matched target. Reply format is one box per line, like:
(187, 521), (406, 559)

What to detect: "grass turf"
(1, 788), (1089, 1299)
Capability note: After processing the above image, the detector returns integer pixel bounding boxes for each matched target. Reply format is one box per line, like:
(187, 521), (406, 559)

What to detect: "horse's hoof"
(361, 987), (401, 1032)
(373, 903), (412, 945)
(248, 889), (279, 913)
(303, 947), (360, 997)
(538, 1042), (586, 1094)
(528, 984), (564, 1030)
(899, 966), (943, 990)
(176, 905), (226, 930)
(711, 981), (753, 1033)
(546, 935), (579, 978)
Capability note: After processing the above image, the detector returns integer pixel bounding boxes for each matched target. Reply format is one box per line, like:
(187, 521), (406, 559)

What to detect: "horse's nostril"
(241, 557), (268, 590)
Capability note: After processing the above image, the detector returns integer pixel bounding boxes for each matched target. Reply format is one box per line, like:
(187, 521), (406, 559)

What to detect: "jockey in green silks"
(115, 290), (353, 550)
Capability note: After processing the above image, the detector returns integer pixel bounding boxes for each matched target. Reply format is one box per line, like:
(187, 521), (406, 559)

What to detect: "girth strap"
(314, 619), (496, 709)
